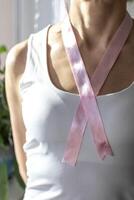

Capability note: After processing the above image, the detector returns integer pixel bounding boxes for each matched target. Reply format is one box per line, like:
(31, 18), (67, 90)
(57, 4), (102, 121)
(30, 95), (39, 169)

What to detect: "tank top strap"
(19, 33), (34, 97)
(31, 24), (52, 83)
(40, 24), (52, 82)
(19, 26), (50, 96)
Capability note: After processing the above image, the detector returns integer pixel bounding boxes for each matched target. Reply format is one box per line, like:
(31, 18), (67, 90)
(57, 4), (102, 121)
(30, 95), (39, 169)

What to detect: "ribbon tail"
(62, 101), (88, 166)
(81, 94), (114, 160)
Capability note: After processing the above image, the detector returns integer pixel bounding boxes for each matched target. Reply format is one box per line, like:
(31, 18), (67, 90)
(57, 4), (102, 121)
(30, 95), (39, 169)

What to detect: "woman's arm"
(5, 40), (28, 185)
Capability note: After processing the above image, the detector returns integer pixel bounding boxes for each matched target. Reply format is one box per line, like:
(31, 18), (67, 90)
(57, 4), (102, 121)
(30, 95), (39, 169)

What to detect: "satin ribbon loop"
(62, 1), (133, 166)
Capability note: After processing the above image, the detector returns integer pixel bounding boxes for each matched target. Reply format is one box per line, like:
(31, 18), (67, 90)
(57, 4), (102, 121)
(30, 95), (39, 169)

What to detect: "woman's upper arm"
(5, 40), (28, 182)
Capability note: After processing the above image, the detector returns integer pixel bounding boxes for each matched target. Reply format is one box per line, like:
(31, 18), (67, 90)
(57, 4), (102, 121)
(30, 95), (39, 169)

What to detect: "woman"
(5, 0), (134, 199)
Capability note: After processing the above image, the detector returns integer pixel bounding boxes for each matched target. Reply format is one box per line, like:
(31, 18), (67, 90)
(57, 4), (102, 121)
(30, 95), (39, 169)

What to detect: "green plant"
(0, 45), (12, 150)
(0, 162), (9, 200)
(0, 45), (10, 200)
(0, 45), (25, 200)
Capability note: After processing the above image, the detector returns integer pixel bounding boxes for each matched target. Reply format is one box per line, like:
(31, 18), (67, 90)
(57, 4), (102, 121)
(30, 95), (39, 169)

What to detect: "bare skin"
(5, 0), (134, 184)
(5, 40), (28, 184)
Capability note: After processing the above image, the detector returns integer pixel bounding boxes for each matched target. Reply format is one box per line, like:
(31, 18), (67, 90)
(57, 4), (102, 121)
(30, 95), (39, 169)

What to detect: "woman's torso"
(20, 22), (134, 200)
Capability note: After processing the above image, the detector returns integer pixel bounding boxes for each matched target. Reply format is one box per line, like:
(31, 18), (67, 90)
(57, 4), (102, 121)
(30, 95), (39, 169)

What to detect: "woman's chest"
(47, 27), (134, 97)
(21, 81), (134, 164)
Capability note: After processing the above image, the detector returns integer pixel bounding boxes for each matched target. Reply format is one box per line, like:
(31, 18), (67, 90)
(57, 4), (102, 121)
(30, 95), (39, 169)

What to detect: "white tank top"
(20, 25), (134, 200)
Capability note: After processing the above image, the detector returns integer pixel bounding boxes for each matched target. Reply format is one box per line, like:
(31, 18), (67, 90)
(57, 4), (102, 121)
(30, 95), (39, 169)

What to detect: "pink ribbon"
(61, 1), (133, 166)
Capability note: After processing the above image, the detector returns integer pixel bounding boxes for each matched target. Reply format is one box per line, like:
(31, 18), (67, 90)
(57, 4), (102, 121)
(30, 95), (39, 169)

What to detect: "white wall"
(0, 0), (16, 49)
(18, 0), (64, 41)
(18, 0), (35, 42)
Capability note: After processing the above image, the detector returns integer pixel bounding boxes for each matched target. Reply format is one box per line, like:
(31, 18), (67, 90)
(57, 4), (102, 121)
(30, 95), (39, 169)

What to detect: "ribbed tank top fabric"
(19, 25), (134, 200)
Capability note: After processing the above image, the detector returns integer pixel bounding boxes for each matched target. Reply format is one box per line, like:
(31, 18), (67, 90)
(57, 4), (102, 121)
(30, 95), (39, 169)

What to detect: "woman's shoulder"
(5, 22), (62, 80)
(5, 39), (28, 82)
(46, 22), (63, 46)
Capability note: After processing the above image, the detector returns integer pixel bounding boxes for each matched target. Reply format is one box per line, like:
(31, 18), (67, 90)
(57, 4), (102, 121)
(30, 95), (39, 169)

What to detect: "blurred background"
(0, 0), (66, 50)
(0, 0), (134, 200)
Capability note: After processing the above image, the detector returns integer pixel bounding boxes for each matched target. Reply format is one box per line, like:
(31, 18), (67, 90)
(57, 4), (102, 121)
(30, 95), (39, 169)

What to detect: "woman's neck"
(69, 0), (127, 48)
